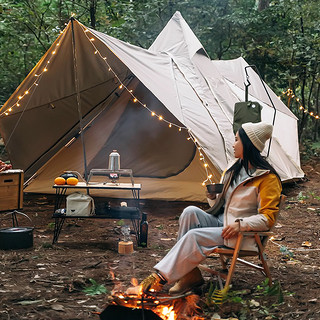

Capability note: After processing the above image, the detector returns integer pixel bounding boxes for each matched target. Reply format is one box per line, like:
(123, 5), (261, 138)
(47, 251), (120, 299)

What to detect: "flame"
(160, 306), (176, 320)
(108, 273), (204, 320)
(131, 277), (139, 286)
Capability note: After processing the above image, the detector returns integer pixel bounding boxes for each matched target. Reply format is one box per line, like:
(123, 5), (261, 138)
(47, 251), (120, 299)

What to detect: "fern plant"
(83, 278), (108, 296)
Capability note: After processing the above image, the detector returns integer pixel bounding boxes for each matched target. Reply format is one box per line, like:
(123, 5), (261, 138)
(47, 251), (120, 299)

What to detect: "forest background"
(0, 0), (319, 157)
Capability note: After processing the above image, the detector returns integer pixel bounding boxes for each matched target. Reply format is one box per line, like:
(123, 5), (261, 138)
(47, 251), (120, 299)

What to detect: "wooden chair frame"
(200, 195), (285, 289)
(200, 230), (273, 289)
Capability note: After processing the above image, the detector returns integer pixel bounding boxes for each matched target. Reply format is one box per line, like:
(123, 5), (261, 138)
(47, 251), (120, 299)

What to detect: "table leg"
(54, 187), (67, 212)
(130, 190), (141, 244)
(131, 212), (141, 244)
(52, 217), (66, 244)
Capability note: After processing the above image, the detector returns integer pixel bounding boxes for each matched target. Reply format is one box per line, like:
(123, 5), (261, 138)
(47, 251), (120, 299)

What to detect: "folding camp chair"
(200, 195), (285, 290)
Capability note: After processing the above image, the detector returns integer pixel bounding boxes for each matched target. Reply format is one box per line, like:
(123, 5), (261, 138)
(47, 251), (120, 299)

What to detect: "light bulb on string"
(281, 88), (319, 120)
(0, 20), (67, 118)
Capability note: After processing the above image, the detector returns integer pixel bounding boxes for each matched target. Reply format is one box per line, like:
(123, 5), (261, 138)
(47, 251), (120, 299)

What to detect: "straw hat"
(242, 122), (273, 152)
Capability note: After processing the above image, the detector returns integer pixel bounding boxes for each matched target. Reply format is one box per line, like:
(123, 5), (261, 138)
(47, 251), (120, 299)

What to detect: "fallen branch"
(83, 261), (102, 269)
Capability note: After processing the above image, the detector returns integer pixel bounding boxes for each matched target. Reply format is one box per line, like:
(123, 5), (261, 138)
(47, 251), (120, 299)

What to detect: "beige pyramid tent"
(0, 13), (304, 202)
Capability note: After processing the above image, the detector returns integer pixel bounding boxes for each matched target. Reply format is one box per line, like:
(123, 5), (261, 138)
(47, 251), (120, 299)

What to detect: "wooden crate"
(0, 170), (24, 212)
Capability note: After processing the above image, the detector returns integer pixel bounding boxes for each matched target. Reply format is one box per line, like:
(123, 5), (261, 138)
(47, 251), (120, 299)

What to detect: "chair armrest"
(240, 231), (273, 237)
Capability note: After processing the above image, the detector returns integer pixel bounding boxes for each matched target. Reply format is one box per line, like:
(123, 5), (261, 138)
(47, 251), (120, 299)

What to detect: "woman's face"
(233, 132), (244, 159)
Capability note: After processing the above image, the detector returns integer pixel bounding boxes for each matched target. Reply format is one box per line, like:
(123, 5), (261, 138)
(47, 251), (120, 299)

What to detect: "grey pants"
(154, 205), (224, 284)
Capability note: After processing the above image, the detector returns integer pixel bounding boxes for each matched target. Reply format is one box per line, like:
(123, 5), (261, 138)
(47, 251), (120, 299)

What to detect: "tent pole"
(71, 17), (89, 182)
(244, 65), (277, 158)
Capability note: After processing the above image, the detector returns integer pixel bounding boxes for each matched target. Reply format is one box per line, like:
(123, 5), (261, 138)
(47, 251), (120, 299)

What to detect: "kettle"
(108, 150), (120, 171)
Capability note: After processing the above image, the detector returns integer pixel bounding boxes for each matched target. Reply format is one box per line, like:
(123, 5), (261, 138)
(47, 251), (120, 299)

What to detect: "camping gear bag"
(66, 192), (95, 216)
(233, 101), (262, 134)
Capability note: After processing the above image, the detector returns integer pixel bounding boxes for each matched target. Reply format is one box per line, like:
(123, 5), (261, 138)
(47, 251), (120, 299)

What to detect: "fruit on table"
(66, 177), (79, 185)
(54, 177), (66, 185)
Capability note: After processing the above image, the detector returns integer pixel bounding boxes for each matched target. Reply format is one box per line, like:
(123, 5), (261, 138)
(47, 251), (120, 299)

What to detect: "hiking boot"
(126, 272), (166, 295)
(169, 267), (204, 295)
(140, 272), (166, 293)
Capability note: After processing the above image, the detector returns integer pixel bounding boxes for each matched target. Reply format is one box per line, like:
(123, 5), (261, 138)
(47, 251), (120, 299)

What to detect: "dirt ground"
(0, 157), (320, 320)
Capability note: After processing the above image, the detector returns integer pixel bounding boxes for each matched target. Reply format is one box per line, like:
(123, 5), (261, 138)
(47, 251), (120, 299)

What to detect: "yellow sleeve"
(258, 173), (282, 228)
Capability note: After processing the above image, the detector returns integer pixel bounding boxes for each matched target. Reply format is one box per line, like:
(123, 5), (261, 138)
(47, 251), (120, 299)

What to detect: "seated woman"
(131, 121), (282, 295)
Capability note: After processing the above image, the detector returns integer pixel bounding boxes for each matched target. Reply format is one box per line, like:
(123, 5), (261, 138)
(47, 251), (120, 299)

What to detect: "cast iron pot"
(60, 171), (78, 180)
(0, 227), (34, 250)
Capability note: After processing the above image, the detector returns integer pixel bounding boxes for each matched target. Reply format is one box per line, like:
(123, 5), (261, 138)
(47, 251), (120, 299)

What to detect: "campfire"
(99, 274), (206, 320)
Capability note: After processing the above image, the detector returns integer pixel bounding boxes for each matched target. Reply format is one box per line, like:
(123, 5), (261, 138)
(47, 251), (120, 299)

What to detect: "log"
(118, 241), (134, 254)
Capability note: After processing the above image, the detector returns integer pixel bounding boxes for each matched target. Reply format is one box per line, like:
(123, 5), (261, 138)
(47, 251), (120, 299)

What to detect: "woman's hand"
(222, 222), (240, 239)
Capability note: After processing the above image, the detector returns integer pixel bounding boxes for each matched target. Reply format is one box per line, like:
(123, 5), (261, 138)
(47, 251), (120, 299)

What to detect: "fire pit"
(100, 290), (205, 320)
(100, 305), (163, 320)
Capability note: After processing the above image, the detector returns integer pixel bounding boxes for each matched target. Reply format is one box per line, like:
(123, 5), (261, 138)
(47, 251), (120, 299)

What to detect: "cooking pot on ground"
(0, 227), (34, 250)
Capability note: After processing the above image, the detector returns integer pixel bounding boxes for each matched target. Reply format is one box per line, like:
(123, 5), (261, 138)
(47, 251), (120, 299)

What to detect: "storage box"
(0, 170), (24, 212)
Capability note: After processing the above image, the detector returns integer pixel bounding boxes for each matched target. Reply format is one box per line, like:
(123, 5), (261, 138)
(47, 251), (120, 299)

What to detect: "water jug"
(108, 150), (120, 171)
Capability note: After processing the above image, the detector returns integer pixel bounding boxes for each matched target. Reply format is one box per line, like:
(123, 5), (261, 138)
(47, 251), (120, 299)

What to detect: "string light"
(0, 33), (63, 118)
(281, 89), (319, 120)
(187, 131), (214, 186)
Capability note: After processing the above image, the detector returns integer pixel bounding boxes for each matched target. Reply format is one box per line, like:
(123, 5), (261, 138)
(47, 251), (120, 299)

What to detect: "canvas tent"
(0, 12), (304, 202)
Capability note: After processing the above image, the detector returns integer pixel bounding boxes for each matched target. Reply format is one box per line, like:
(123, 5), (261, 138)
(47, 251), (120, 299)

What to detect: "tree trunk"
(90, 0), (97, 29)
(57, 0), (63, 30)
(298, 68), (308, 142)
(258, 0), (269, 11)
(314, 82), (320, 140)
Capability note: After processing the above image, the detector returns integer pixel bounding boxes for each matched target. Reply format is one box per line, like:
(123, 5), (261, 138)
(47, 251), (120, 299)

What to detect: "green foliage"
(256, 279), (284, 304)
(309, 191), (320, 201)
(42, 242), (53, 248)
(279, 245), (294, 258)
(296, 191), (308, 201)
(47, 222), (55, 229)
(117, 219), (125, 226)
(82, 278), (108, 296)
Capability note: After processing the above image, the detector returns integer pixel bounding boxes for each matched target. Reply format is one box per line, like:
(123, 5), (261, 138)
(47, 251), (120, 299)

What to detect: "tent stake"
(71, 17), (89, 182)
